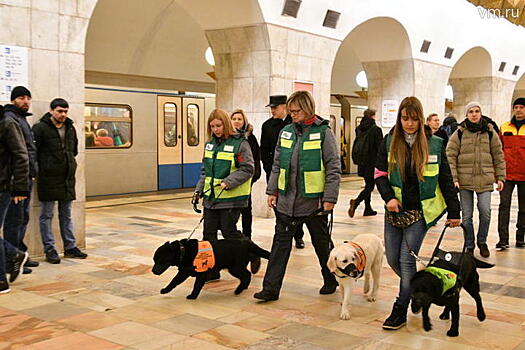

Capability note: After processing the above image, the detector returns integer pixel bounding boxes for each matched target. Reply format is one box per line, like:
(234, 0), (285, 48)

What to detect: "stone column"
(206, 24), (340, 217)
(450, 77), (516, 126)
(0, 0), (97, 256)
(413, 60), (452, 119)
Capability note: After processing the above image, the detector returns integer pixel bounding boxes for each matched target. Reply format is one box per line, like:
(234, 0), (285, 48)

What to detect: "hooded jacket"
(446, 118), (506, 192)
(32, 113), (78, 201)
(0, 106), (29, 196)
(354, 115), (383, 178)
(3, 104), (38, 177)
(266, 116), (341, 217)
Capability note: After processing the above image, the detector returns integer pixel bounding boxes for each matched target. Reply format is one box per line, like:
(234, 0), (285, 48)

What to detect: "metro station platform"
(0, 180), (524, 349)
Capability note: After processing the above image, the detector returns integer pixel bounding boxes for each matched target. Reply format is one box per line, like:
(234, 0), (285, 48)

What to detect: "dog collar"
(346, 241), (366, 279)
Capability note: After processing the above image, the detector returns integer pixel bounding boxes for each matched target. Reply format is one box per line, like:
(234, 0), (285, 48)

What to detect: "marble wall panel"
(0, 5), (30, 46)
(59, 0), (77, 15)
(31, 49), (60, 101)
(59, 15), (89, 53)
(32, 0), (58, 12)
(31, 8), (59, 50)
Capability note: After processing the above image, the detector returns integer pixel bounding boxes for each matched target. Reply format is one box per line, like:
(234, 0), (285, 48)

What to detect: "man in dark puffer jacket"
(32, 98), (87, 264)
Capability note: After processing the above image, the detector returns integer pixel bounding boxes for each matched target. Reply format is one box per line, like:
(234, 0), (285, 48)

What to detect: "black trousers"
(355, 175), (375, 208)
(240, 197), (253, 239)
(262, 210), (336, 294)
(498, 180), (525, 243)
(203, 208), (244, 241)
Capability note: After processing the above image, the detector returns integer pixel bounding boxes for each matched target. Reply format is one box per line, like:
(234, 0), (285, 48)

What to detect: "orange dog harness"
(347, 241), (366, 278)
(193, 241), (215, 272)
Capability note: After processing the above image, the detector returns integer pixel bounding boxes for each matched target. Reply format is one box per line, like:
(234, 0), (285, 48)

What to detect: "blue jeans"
(39, 201), (77, 253)
(384, 218), (427, 307)
(3, 178), (32, 251)
(460, 190), (491, 249)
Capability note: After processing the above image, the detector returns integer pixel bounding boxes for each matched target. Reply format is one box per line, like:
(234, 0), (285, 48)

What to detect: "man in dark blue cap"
(260, 95), (305, 249)
(3, 86), (40, 273)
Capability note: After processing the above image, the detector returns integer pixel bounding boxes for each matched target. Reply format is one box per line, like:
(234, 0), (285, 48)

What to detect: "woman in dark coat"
(230, 109), (261, 238)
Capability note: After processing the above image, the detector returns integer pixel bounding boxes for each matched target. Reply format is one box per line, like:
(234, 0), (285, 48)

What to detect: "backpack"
(352, 128), (374, 166)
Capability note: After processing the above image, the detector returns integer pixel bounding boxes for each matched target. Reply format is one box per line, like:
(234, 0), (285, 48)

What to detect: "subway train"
(84, 85), (215, 197)
(84, 86), (366, 197)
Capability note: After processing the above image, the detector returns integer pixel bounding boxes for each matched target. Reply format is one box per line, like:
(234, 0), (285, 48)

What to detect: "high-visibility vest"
(386, 134), (446, 228)
(426, 266), (457, 295)
(203, 136), (251, 202)
(278, 122), (328, 198)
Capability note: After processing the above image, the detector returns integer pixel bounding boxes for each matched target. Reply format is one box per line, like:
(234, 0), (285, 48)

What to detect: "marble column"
(449, 77), (516, 126)
(206, 24), (340, 217)
(0, 0), (97, 256)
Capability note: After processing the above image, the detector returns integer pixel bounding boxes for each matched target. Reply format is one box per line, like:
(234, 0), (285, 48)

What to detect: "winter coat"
(355, 116), (383, 178)
(195, 133), (254, 210)
(260, 115), (292, 180)
(446, 119), (505, 193)
(3, 104), (38, 177)
(0, 106), (29, 196)
(500, 116), (525, 181)
(240, 124), (261, 185)
(266, 116), (341, 217)
(375, 128), (460, 219)
(32, 113), (78, 201)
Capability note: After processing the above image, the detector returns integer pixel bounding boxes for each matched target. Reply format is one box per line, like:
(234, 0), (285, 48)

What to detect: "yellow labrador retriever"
(327, 234), (384, 320)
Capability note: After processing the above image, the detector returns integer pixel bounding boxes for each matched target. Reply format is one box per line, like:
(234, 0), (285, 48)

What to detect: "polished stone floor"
(1, 179), (524, 349)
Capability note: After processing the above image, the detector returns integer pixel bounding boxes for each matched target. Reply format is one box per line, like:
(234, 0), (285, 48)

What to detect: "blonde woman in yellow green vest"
(254, 91), (341, 301)
(194, 109), (254, 280)
(375, 97), (461, 330)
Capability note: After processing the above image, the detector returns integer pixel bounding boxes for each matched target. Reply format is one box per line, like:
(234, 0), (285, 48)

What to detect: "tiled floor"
(1, 179), (524, 349)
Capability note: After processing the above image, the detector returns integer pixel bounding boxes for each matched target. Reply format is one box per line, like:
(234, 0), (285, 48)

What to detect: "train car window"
(187, 104), (199, 146)
(84, 104), (132, 149)
(164, 103), (177, 147)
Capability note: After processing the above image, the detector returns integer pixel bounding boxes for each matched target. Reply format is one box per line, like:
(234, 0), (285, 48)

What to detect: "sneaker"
(516, 241), (525, 248)
(495, 242), (508, 251)
(25, 258), (39, 268)
(0, 280), (10, 294)
(250, 256), (261, 274)
(478, 243), (490, 258)
(363, 208), (377, 216)
(295, 238), (305, 249)
(383, 303), (408, 330)
(348, 199), (358, 218)
(9, 251), (28, 283)
(23, 267), (32, 274)
(254, 290), (279, 301)
(319, 282), (338, 295)
(46, 249), (61, 264)
(64, 247), (88, 259)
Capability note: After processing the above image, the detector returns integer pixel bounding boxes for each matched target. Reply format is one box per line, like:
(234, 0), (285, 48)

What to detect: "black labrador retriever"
(152, 238), (270, 299)
(410, 252), (494, 337)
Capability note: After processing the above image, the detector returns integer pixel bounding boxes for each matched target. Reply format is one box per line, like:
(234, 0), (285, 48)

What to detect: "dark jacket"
(240, 124), (261, 185)
(266, 116), (341, 217)
(375, 128), (460, 219)
(433, 128), (449, 147)
(32, 113), (78, 201)
(3, 104), (38, 177)
(482, 115), (499, 135)
(260, 115), (292, 179)
(0, 106), (29, 196)
(355, 116), (383, 178)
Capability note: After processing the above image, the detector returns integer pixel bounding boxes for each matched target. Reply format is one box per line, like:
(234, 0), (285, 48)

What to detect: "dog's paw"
(477, 309), (486, 322)
(366, 294), (376, 302)
(446, 329), (459, 337)
(439, 312), (450, 320)
(234, 286), (246, 295)
(340, 310), (351, 320)
(423, 322), (432, 332)
(160, 288), (171, 294)
(186, 294), (198, 300)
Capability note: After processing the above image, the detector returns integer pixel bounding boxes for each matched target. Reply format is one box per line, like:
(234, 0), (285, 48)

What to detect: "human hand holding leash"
(12, 196), (26, 204)
(445, 219), (461, 228)
(267, 194), (277, 208)
(386, 199), (401, 212)
(323, 202), (335, 211)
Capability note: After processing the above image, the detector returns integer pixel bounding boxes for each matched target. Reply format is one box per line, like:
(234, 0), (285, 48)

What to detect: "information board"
(0, 45), (28, 102)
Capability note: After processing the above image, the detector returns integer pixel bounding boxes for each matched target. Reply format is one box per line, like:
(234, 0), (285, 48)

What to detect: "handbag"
(385, 208), (422, 228)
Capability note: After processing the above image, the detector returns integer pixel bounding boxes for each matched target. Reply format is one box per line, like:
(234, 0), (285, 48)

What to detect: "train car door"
(157, 96), (183, 189)
(181, 98), (205, 188)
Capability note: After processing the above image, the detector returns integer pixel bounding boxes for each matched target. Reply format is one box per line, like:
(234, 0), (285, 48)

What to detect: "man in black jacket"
(32, 98), (87, 264)
(3, 86), (40, 271)
(260, 95), (305, 248)
(0, 105), (31, 293)
(348, 109), (383, 217)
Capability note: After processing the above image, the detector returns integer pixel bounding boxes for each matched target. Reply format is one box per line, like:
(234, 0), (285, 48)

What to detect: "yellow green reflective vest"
(426, 267), (457, 295)
(203, 136), (251, 202)
(278, 122), (328, 198)
(386, 134), (446, 228)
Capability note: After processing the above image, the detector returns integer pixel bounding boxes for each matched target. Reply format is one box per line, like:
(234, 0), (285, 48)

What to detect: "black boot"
(382, 302), (408, 330)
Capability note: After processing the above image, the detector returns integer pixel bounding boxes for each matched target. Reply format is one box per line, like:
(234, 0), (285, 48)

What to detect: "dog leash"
(187, 187), (226, 240)
(286, 208), (334, 249)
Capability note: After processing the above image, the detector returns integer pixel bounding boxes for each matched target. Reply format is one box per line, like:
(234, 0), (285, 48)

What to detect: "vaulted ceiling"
(467, 0), (525, 26)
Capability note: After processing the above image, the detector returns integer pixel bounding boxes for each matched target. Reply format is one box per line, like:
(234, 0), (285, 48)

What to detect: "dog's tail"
(473, 257), (495, 269)
(248, 240), (271, 259)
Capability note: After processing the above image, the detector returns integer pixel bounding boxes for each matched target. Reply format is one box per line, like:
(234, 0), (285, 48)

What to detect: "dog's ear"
(327, 251), (337, 273)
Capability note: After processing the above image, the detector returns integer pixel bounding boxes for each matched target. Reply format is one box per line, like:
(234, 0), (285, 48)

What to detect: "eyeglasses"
(289, 108), (303, 114)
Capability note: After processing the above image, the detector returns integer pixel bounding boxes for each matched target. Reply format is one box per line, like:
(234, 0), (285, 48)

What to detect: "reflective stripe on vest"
(278, 123), (327, 198)
(386, 135), (446, 228)
(203, 137), (251, 202)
